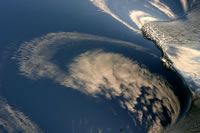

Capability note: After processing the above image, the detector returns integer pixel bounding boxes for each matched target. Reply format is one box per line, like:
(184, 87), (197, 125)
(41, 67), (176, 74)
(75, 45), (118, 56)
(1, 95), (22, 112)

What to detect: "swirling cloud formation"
(15, 32), (180, 133)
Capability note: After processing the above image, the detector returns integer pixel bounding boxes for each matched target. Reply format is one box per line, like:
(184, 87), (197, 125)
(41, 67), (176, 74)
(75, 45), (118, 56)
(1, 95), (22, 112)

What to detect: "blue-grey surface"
(0, 0), (198, 133)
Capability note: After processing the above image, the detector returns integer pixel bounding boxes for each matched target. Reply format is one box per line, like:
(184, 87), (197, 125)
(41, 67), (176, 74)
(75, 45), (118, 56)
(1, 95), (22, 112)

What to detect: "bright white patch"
(129, 10), (158, 29)
(148, 0), (176, 18)
(180, 0), (188, 12)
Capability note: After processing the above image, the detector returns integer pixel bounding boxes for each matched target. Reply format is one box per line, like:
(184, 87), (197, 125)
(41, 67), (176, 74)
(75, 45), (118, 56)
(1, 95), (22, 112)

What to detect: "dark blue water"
(0, 0), (196, 133)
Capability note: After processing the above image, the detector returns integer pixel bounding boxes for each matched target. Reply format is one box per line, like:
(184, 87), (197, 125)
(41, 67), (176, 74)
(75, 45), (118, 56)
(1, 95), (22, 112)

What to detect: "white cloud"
(180, 0), (188, 12)
(0, 98), (42, 133)
(129, 10), (158, 29)
(148, 0), (176, 18)
(90, 0), (140, 32)
(15, 32), (180, 132)
(90, 0), (180, 33)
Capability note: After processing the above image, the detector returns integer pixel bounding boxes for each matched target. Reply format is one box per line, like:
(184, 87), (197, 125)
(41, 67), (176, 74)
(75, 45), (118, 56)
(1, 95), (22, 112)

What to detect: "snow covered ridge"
(141, 6), (200, 95)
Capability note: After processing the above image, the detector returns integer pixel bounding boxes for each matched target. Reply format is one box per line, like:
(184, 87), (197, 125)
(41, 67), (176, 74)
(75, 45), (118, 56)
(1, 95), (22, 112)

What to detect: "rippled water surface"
(0, 0), (199, 133)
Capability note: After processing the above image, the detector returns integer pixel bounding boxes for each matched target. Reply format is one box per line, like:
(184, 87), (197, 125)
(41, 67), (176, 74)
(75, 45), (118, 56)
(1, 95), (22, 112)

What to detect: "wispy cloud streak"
(0, 98), (42, 133)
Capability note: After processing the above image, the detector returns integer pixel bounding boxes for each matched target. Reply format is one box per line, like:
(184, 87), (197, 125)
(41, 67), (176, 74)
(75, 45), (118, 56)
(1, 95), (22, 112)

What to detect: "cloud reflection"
(15, 32), (180, 132)
(0, 98), (42, 133)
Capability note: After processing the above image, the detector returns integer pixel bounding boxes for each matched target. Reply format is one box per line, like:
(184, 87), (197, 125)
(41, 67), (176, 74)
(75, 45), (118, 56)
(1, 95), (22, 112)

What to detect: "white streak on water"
(148, 0), (176, 18)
